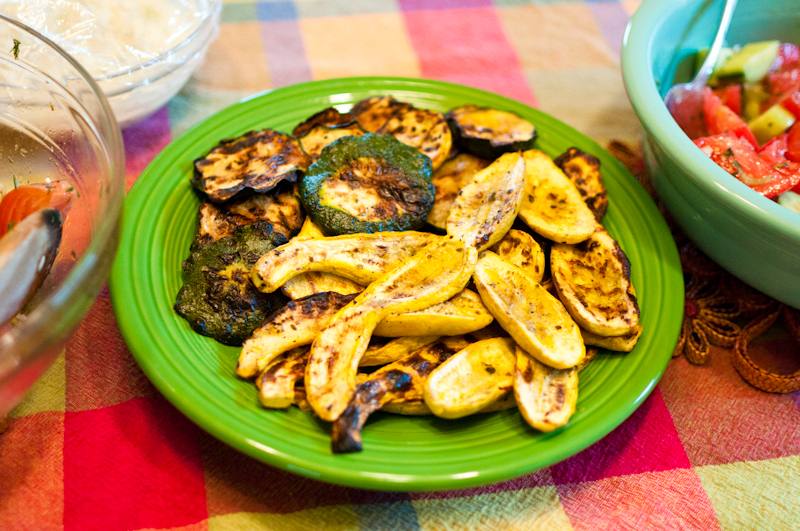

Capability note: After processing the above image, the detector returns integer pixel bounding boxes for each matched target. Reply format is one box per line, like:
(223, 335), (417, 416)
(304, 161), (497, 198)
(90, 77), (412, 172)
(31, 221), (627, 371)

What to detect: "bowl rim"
(0, 15), (125, 378)
(621, 0), (800, 234)
(93, 0), (222, 95)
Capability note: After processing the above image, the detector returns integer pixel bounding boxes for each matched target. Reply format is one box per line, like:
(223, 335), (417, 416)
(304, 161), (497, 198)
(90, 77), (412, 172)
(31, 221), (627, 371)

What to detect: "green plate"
(109, 77), (683, 492)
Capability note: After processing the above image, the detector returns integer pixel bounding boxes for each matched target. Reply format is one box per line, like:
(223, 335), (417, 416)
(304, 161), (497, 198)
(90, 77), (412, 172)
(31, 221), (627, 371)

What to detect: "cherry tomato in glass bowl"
(0, 181), (76, 238)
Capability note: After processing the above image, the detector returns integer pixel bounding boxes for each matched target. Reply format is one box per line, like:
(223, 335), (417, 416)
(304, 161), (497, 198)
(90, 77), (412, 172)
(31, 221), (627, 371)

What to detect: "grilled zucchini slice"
(426, 153), (490, 232)
(446, 151), (526, 251)
(306, 236), (477, 422)
(300, 134), (435, 235)
(297, 121), (366, 162)
(351, 96), (453, 170)
(374, 288), (493, 337)
(445, 104), (536, 160)
(332, 337), (470, 453)
(251, 231), (440, 293)
(550, 228), (640, 337)
(196, 183), (305, 246)
(192, 129), (311, 203)
(554, 148), (608, 222)
(423, 337), (516, 419)
(514, 345), (578, 432)
(517, 150), (597, 244)
(489, 229), (546, 284)
(472, 251), (585, 370)
(292, 107), (354, 137)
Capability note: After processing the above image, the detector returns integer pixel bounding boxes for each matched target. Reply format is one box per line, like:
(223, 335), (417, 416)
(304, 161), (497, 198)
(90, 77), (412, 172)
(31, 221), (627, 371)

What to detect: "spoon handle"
(693, 0), (738, 86)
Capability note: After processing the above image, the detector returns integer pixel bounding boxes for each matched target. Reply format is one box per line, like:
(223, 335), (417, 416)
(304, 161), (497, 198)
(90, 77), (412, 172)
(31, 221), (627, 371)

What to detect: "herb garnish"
(10, 39), (20, 60)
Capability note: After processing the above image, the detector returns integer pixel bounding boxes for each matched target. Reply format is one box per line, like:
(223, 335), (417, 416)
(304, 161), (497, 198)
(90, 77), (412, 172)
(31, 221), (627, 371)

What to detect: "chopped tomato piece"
(767, 70), (800, 102)
(0, 181), (75, 238)
(714, 85), (742, 115)
(774, 43), (800, 72)
(703, 88), (759, 148)
(780, 89), (800, 119)
(787, 122), (800, 162)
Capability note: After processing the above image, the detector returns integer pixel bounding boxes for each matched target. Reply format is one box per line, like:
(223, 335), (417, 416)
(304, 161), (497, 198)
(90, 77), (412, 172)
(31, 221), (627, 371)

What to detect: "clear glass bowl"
(0, 14), (125, 418)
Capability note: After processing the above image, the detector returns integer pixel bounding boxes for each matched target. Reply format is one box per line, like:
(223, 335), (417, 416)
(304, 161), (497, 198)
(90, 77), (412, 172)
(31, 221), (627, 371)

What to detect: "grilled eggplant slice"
(174, 224), (287, 346)
(426, 153), (490, 232)
(360, 335), (441, 367)
(306, 236), (477, 422)
(446, 151), (526, 251)
(300, 134), (435, 235)
(581, 324), (643, 352)
(279, 218), (364, 299)
(554, 147), (608, 222)
(445, 105), (536, 160)
(423, 337), (516, 419)
(192, 129), (311, 203)
(551, 228), (640, 337)
(374, 288), (493, 337)
(517, 150), (597, 245)
(351, 96), (452, 170)
(332, 337), (470, 453)
(514, 346), (578, 432)
(251, 231), (440, 293)
(237, 291), (357, 378)
(489, 229), (546, 284)
(292, 107), (354, 137)
(473, 251), (585, 370)
(257, 347), (309, 409)
(196, 183), (305, 246)
(297, 122), (366, 162)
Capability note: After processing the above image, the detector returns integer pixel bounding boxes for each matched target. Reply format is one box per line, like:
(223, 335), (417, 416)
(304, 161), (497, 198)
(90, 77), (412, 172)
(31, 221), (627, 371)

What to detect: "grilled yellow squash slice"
(473, 251), (585, 370)
(306, 236), (477, 422)
(332, 337), (471, 453)
(279, 218), (364, 299)
(514, 346), (578, 432)
(489, 229), (546, 284)
(423, 337), (516, 419)
(257, 347), (309, 409)
(426, 153), (490, 231)
(551, 228), (640, 337)
(292, 107), (354, 137)
(581, 324), (643, 352)
(374, 288), (493, 337)
(554, 147), (608, 222)
(297, 122), (366, 162)
(446, 151), (526, 251)
(237, 291), (357, 378)
(517, 149), (597, 244)
(359, 335), (441, 367)
(250, 231), (440, 293)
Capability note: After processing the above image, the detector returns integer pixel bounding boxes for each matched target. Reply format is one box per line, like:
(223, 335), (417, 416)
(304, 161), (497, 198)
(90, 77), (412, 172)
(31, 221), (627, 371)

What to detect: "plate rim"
(110, 76), (684, 491)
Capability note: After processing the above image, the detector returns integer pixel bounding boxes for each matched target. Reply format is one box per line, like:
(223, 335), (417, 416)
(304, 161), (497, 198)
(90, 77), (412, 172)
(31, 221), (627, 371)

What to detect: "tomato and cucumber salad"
(670, 41), (800, 214)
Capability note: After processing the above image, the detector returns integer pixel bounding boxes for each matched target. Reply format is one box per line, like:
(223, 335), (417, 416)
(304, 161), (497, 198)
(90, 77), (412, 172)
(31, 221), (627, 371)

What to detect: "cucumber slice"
(748, 104), (796, 145)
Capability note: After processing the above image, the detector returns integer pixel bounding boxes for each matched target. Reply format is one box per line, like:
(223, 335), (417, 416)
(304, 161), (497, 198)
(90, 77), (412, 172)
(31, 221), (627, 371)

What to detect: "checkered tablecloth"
(2, 1), (800, 529)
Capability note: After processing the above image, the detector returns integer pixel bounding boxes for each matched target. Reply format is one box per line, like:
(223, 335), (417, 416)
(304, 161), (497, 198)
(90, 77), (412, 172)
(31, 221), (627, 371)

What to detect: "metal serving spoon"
(665, 0), (738, 139)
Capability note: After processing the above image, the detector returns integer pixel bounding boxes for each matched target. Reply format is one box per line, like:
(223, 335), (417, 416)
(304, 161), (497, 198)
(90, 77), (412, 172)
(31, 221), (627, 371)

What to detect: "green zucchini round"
(445, 105), (536, 160)
(300, 133), (435, 235)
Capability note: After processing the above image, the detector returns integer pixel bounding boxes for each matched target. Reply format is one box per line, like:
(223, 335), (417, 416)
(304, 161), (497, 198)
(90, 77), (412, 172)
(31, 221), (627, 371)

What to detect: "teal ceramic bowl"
(622, 0), (800, 308)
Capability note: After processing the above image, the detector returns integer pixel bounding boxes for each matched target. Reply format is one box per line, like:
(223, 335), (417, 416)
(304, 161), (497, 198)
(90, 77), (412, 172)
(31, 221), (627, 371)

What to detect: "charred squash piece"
(423, 337), (516, 419)
(300, 134), (435, 235)
(374, 288), (493, 337)
(257, 347), (309, 409)
(292, 107), (354, 137)
(550, 228), (640, 337)
(490, 229), (546, 284)
(514, 346), (578, 432)
(297, 122), (366, 162)
(196, 183), (305, 246)
(192, 129), (311, 203)
(446, 151), (526, 251)
(426, 153), (490, 232)
(351, 96), (452, 170)
(251, 231), (439, 293)
(576, 346), (599, 372)
(445, 105), (536, 160)
(473, 251), (585, 370)
(332, 337), (470, 453)
(554, 147), (608, 222)
(581, 323), (643, 352)
(237, 291), (357, 378)
(279, 218), (364, 299)
(306, 236), (477, 422)
(517, 150), (597, 244)
(360, 335), (441, 367)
